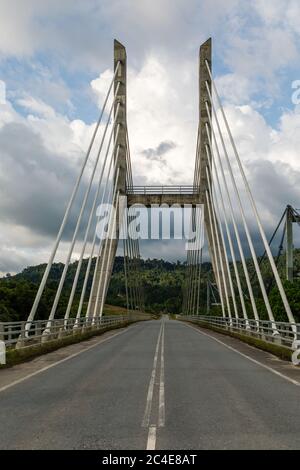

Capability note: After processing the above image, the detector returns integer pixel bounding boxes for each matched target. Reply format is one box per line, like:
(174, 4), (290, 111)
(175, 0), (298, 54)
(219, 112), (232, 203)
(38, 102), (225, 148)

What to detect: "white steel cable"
(206, 60), (296, 328)
(128, 208), (139, 310)
(95, 189), (121, 320)
(124, 234), (135, 312)
(125, 129), (134, 190)
(206, 167), (232, 320)
(186, 208), (196, 314)
(98, 192), (122, 319)
(185, 207), (202, 315)
(91, 176), (120, 320)
(127, 207), (140, 310)
(206, 161), (239, 319)
(192, 207), (203, 315)
(125, 130), (145, 311)
(192, 209), (201, 314)
(205, 87), (278, 331)
(64, 129), (121, 322)
(120, 192), (131, 313)
(25, 63), (121, 333)
(190, 208), (199, 315)
(186, 211), (193, 314)
(124, 205), (136, 310)
(205, 113), (259, 323)
(86, 166), (119, 320)
(206, 145), (240, 319)
(193, 126), (201, 189)
(205, 190), (226, 318)
(123, 238), (130, 315)
(44, 99), (121, 332)
(75, 148), (119, 323)
(196, 209), (205, 314)
(206, 140), (249, 324)
(192, 208), (203, 314)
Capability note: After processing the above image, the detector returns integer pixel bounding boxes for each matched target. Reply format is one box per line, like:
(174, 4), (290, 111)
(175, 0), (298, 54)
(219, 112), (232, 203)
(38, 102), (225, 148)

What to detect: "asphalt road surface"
(0, 318), (300, 450)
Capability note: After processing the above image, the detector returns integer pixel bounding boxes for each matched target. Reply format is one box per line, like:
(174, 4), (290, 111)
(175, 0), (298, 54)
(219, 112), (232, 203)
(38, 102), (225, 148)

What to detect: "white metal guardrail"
(0, 313), (152, 350)
(178, 315), (300, 350)
(126, 185), (200, 195)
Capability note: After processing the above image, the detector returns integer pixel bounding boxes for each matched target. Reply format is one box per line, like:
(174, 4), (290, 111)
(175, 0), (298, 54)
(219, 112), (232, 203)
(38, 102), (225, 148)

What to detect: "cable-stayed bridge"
(0, 40), (300, 450)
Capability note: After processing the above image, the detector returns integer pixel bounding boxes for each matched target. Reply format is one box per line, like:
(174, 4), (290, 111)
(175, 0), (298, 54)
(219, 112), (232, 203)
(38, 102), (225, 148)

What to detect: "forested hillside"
(0, 258), (198, 321)
(0, 252), (300, 322)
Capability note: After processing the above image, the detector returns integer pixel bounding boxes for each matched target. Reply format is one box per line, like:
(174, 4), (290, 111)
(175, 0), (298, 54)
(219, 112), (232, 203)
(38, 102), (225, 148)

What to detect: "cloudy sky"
(0, 0), (300, 274)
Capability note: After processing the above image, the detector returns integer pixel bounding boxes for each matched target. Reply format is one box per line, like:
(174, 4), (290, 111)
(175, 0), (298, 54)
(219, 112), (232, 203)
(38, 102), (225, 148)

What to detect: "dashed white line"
(158, 320), (165, 427)
(183, 322), (300, 387)
(142, 321), (163, 427)
(146, 426), (157, 450)
(143, 318), (166, 450)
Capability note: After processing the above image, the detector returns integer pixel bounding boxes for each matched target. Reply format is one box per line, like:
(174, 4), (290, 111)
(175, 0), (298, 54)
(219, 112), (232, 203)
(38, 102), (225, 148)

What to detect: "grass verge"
(181, 320), (293, 362)
(168, 313), (177, 320)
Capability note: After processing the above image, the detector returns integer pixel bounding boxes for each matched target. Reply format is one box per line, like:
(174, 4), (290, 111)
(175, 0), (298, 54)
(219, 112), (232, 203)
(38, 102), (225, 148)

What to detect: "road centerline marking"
(142, 318), (167, 450)
(142, 320), (163, 428)
(146, 426), (157, 450)
(158, 319), (165, 427)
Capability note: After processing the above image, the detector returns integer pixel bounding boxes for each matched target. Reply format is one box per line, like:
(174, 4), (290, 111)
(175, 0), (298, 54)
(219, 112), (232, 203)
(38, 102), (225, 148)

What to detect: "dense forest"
(0, 251), (300, 323)
(0, 257), (194, 322)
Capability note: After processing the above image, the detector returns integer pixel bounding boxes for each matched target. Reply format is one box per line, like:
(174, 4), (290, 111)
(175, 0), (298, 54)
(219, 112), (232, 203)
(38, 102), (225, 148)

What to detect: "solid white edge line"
(146, 426), (157, 450)
(182, 322), (300, 387)
(142, 320), (163, 427)
(0, 324), (140, 394)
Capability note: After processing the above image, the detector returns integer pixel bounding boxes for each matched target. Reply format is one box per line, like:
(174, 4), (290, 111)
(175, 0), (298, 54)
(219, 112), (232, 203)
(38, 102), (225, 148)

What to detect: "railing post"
(16, 322), (26, 350)
(8, 325), (12, 343)
(0, 323), (4, 342)
(0, 340), (5, 365)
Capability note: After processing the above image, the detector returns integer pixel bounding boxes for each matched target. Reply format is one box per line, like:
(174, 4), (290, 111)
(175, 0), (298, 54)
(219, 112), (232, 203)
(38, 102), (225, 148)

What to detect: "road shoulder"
(180, 320), (300, 386)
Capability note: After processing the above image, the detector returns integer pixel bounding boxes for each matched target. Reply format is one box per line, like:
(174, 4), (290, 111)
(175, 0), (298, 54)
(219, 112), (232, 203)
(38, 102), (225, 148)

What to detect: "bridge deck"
(126, 186), (201, 207)
(0, 318), (299, 450)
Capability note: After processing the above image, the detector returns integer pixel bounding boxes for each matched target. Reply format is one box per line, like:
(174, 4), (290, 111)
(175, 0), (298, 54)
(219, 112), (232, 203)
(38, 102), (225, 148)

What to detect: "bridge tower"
(88, 40), (127, 318)
(196, 39), (231, 303)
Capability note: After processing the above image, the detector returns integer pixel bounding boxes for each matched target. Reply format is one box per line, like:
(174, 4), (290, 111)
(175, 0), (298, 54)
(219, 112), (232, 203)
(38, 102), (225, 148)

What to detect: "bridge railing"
(177, 315), (300, 349)
(0, 313), (152, 350)
(126, 185), (200, 195)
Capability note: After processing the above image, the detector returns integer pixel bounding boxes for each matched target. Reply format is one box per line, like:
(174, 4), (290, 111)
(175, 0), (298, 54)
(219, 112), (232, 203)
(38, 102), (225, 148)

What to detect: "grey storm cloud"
(229, 158), (300, 257)
(248, 159), (300, 216)
(0, 121), (92, 242)
(141, 140), (177, 161)
(0, 248), (33, 274)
